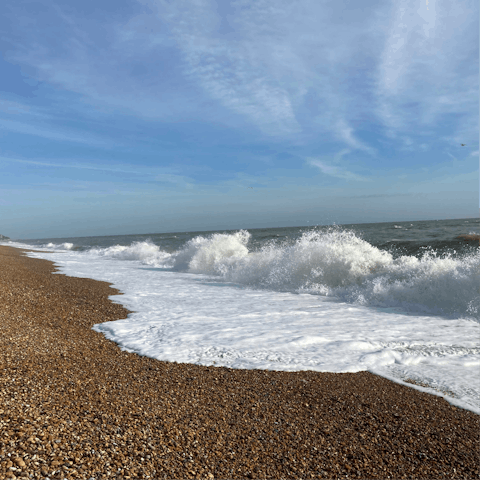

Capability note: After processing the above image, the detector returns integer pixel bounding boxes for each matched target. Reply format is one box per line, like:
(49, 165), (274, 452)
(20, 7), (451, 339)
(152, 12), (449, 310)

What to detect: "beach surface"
(0, 245), (478, 480)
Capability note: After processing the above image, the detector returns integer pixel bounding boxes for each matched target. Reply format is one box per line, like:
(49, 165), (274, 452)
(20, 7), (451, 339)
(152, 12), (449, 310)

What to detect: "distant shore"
(0, 245), (478, 479)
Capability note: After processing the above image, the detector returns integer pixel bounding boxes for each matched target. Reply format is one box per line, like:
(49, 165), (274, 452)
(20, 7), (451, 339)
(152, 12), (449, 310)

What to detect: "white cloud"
(2, 0), (384, 148)
(0, 119), (112, 147)
(0, 156), (134, 173)
(0, 100), (44, 117)
(376, 0), (478, 143)
(0, 157), (194, 185)
(145, 0), (302, 136)
(2, 0), (476, 151)
(334, 120), (376, 154)
(307, 157), (370, 182)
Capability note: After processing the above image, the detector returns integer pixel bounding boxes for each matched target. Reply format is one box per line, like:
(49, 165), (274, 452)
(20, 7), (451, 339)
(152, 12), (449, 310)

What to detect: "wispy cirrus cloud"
(1, 0), (386, 149)
(0, 156), (136, 173)
(139, 0), (303, 137)
(307, 155), (370, 182)
(0, 0), (478, 237)
(147, 0), (383, 143)
(376, 0), (478, 145)
(0, 118), (113, 147)
(0, 156), (194, 186)
(0, 0), (477, 152)
(0, 99), (46, 117)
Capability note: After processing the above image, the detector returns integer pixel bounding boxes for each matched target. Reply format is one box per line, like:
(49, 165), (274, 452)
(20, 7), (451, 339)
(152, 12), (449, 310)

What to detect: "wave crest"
(89, 241), (171, 267)
(52, 228), (478, 320)
(44, 242), (75, 250)
(172, 230), (250, 274)
(167, 228), (479, 320)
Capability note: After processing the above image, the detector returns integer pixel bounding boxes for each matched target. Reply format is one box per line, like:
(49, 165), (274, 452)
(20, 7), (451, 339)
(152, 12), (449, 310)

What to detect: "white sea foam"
(8, 230), (480, 319)
(88, 241), (172, 267)
(44, 242), (75, 250)
(166, 229), (479, 320)
(172, 230), (250, 274)
(5, 230), (480, 414)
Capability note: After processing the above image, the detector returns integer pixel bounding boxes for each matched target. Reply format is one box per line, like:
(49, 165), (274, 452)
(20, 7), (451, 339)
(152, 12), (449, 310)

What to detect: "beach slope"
(0, 246), (478, 479)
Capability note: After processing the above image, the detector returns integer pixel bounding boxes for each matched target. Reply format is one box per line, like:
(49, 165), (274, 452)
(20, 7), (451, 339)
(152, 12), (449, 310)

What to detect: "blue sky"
(0, 0), (478, 239)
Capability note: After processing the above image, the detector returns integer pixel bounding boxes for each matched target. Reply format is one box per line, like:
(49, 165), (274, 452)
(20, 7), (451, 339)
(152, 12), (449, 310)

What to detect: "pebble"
(0, 246), (478, 479)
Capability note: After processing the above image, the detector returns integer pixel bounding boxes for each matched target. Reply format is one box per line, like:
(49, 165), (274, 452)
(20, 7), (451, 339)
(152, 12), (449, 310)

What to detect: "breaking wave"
(44, 242), (75, 250)
(167, 229), (479, 319)
(40, 229), (479, 320)
(88, 241), (172, 266)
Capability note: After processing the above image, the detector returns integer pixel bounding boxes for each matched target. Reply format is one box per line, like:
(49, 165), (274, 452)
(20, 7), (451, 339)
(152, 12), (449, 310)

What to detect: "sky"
(0, 0), (478, 239)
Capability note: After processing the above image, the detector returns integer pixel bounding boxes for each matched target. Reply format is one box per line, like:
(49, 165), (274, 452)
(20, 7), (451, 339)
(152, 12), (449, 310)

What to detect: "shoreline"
(0, 245), (478, 479)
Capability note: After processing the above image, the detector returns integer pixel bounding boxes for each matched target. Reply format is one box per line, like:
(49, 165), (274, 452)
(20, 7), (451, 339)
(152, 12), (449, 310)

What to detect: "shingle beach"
(0, 246), (478, 480)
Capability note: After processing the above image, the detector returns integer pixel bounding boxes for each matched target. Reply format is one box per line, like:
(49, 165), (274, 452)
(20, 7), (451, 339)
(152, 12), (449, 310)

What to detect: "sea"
(3, 218), (480, 414)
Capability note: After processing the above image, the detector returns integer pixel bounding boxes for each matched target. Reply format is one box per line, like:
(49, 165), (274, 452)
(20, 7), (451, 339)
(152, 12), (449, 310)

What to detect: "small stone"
(0, 245), (478, 480)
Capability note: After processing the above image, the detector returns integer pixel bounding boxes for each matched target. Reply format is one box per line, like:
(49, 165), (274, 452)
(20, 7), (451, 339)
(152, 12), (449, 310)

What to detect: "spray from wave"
(73, 229), (479, 320)
(44, 242), (75, 250)
(165, 229), (479, 320)
(172, 230), (250, 274)
(88, 241), (172, 266)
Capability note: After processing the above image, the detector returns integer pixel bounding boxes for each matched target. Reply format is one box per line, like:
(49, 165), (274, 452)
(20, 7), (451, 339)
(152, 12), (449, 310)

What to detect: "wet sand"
(0, 246), (478, 479)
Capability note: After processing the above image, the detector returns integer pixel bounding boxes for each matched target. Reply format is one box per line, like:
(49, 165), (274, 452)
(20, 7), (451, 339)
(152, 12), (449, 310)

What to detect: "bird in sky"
(461, 144), (466, 146)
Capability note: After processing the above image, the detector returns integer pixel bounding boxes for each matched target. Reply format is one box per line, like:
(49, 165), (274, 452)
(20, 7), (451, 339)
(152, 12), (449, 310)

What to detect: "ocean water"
(4, 218), (480, 413)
